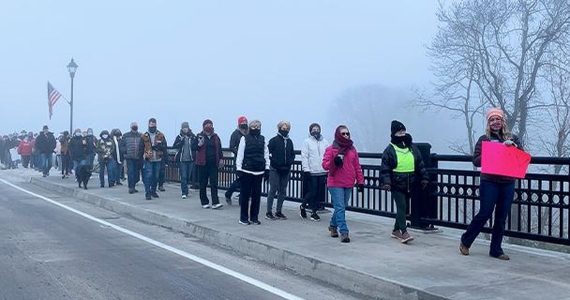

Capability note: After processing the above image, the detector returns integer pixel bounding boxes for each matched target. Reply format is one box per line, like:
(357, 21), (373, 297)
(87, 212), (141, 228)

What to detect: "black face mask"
(249, 128), (261, 136)
(391, 133), (412, 147)
(311, 131), (321, 139)
(239, 124), (248, 130)
(148, 127), (157, 133)
(131, 126), (138, 132)
(279, 129), (289, 137)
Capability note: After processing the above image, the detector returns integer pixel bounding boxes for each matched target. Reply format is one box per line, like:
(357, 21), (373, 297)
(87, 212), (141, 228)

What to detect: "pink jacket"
(322, 145), (364, 188)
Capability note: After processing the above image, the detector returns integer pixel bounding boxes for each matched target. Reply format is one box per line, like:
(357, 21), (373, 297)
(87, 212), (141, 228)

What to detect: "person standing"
(225, 116), (249, 205)
(380, 120), (429, 244)
(300, 123), (330, 221)
(192, 119), (224, 209)
(35, 125), (56, 177)
(96, 130), (118, 188)
(122, 122), (144, 194)
(265, 121), (295, 220)
(322, 125), (364, 243)
(459, 108), (523, 260)
(69, 129), (91, 189)
(141, 118), (167, 200)
(59, 131), (71, 178)
(17, 132), (35, 169)
(236, 120), (270, 225)
(173, 122), (196, 199)
(111, 129), (125, 185)
(85, 128), (97, 169)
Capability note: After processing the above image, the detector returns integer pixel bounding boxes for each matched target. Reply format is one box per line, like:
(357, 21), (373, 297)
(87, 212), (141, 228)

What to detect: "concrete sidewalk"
(2, 168), (570, 300)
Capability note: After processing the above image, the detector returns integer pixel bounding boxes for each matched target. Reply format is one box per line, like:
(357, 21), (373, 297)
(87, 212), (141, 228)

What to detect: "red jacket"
(18, 139), (34, 156)
(322, 145), (364, 188)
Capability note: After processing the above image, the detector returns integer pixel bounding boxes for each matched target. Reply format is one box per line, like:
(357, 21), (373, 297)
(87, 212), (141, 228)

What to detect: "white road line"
(0, 178), (305, 300)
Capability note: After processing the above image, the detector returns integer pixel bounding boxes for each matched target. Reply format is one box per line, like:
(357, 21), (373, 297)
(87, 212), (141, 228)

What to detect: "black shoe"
(116, 182), (123, 186)
(128, 189), (135, 194)
(238, 220), (250, 225)
(101, 184), (105, 188)
(109, 183), (115, 187)
(310, 212), (320, 221)
(133, 189), (139, 193)
(151, 192), (160, 198)
(250, 220), (261, 225)
(340, 233), (350, 243)
(300, 204), (307, 219)
(275, 212), (287, 220)
(265, 212), (276, 220)
(158, 186), (165, 192)
(145, 194), (152, 200)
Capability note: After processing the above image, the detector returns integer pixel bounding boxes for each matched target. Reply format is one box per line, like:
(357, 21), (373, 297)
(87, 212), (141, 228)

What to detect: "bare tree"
(424, 0), (570, 148)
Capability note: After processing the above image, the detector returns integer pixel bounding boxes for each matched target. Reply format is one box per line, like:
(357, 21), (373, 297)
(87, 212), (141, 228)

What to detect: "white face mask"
(102, 135), (109, 139)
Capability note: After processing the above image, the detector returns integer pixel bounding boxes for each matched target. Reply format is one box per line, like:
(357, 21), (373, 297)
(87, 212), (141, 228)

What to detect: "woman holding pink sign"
(460, 108), (523, 260)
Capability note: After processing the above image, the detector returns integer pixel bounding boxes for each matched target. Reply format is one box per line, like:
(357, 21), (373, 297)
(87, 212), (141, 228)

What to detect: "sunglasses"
(340, 132), (350, 137)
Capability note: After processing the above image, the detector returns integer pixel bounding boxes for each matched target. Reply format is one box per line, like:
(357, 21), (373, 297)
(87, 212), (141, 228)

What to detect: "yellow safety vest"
(391, 144), (415, 173)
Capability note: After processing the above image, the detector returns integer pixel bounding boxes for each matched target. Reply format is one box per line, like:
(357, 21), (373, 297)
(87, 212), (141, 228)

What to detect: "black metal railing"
(165, 145), (570, 246)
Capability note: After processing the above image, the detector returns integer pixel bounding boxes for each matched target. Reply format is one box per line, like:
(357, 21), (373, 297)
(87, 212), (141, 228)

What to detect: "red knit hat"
(237, 116), (248, 125)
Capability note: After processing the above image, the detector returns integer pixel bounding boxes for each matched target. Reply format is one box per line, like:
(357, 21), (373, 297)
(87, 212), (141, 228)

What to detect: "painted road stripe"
(0, 178), (304, 300)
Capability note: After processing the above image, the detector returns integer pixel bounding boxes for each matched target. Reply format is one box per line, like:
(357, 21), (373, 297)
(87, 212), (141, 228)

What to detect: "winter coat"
(35, 132), (56, 154)
(192, 132), (223, 166)
(141, 131), (167, 161)
(96, 138), (116, 162)
(229, 129), (246, 155)
(173, 131), (196, 162)
(17, 139), (34, 156)
(473, 133), (523, 183)
(301, 135), (329, 175)
(85, 135), (97, 156)
(380, 144), (428, 192)
(267, 134), (295, 172)
(121, 131), (144, 160)
(236, 134), (270, 175)
(322, 145), (364, 188)
(60, 136), (70, 155)
(69, 136), (89, 161)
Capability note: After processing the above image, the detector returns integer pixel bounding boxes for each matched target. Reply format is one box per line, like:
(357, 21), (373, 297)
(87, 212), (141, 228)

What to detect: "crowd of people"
(0, 108), (521, 259)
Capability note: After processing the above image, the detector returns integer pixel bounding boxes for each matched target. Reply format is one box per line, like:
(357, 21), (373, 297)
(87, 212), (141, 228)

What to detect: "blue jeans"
(40, 153), (52, 175)
(461, 180), (515, 257)
(179, 161), (194, 196)
(329, 187), (352, 234)
(99, 158), (118, 186)
(143, 161), (161, 195)
(126, 159), (142, 189)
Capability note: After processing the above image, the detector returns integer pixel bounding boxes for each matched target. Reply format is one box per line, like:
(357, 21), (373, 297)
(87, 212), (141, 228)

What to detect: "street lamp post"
(67, 58), (78, 134)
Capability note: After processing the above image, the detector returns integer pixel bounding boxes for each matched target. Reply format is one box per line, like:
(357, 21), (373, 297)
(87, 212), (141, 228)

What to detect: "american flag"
(47, 81), (62, 119)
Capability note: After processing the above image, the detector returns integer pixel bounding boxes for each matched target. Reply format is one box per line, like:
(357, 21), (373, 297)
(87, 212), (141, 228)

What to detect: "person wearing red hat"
(460, 107), (523, 260)
(225, 116), (249, 205)
(192, 119), (224, 209)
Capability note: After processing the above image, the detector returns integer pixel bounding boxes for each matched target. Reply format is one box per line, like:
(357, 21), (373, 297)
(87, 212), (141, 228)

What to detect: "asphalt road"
(0, 181), (362, 300)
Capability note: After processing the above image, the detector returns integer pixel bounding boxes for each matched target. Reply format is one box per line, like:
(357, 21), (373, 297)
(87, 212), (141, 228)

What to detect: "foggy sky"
(0, 1), (462, 152)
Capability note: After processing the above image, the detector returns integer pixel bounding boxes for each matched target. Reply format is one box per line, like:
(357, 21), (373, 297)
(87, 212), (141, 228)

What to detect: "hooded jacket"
(35, 132), (56, 154)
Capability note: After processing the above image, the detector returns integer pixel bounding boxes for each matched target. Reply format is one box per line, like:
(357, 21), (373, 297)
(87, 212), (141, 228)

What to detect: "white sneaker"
(202, 204), (211, 209)
(212, 203), (223, 209)
(182, 195), (187, 199)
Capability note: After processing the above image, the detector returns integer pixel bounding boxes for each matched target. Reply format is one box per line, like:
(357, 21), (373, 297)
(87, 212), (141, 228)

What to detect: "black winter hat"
(202, 119), (213, 127)
(309, 123), (321, 133)
(100, 130), (110, 138)
(391, 120), (406, 135)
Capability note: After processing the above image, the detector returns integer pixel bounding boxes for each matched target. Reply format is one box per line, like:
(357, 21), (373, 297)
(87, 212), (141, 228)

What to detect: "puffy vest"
(242, 134), (266, 172)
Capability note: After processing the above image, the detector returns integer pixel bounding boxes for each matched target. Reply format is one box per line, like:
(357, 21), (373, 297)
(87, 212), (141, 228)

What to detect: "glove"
(421, 180), (429, 189)
(357, 184), (364, 193)
(334, 155), (343, 167)
(381, 184), (391, 191)
(503, 140), (517, 147)
(264, 170), (270, 181)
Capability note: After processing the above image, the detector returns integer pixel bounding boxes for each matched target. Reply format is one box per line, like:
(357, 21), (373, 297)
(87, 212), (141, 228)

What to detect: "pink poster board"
(481, 141), (531, 179)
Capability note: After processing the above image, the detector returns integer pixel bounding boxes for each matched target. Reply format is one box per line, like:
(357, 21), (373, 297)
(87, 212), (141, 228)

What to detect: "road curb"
(29, 177), (448, 300)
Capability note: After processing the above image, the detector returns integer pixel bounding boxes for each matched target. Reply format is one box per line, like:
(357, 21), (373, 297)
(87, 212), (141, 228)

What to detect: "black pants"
(239, 172), (263, 222)
(302, 174), (327, 212)
(61, 153), (71, 175)
(198, 163), (220, 205)
(21, 155), (31, 168)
